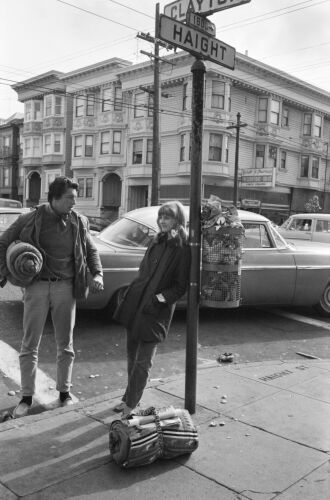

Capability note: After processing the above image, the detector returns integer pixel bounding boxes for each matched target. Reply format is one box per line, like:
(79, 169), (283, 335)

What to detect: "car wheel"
(103, 287), (128, 321)
(314, 282), (330, 316)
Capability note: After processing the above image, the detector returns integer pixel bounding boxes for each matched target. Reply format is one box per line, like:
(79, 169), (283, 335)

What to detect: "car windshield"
(98, 217), (156, 248)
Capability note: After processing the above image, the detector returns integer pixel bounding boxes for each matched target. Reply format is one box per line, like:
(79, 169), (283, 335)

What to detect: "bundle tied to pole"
(200, 195), (245, 308)
(109, 406), (198, 468)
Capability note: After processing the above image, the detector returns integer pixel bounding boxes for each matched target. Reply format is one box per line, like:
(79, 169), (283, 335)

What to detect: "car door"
(241, 222), (296, 305)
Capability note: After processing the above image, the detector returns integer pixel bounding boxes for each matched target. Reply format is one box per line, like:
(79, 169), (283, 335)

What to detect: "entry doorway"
(128, 186), (148, 211)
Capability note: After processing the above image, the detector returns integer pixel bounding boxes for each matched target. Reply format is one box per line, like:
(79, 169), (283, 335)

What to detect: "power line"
(56, 0), (139, 31)
(106, 0), (153, 19)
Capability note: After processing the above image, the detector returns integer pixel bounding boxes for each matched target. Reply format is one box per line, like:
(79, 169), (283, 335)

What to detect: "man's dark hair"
(48, 176), (79, 203)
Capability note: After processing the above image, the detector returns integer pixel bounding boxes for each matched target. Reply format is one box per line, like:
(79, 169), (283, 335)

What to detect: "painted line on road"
(0, 340), (78, 405)
(271, 309), (330, 331)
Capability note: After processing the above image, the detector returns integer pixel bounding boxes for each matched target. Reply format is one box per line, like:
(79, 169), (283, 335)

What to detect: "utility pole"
(185, 58), (205, 415)
(227, 112), (247, 206)
(137, 3), (175, 206)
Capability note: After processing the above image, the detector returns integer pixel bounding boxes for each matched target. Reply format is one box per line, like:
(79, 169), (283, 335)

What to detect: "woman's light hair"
(157, 201), (188, 245)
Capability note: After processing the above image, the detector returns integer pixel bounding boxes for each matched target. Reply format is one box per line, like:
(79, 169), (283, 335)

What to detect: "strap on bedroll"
(109, 406), (199, 468)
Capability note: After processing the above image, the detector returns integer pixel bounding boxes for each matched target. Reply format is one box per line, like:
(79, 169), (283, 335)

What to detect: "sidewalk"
(0, 359), (330, 500)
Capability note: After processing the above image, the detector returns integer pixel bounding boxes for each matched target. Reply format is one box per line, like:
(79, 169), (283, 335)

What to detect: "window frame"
(208, 133), (222, 162)
(211, 80), (225, 109)
(132, 139), (143, 164)
(146, 138), (153, 164)
(113, 130), (122, 154)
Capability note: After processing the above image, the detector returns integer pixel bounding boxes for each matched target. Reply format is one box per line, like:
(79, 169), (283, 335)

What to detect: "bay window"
(100, 131), (110, 154)
(211, 80), (225, 109)
(75, 96), (84, 117)
(303, 114), (312, 135)
(300, 154), (320, 179)
(132, 139), (143, 164)
(86, 94), (95, 116)
(114, 86), (123, 111)
(209, 133), (222, 161)
(74, 135), (83, 157)
(258, 98), (268, 122)
(85, 135), (94, 157)
(54, 134), (61, 153)
(146, 139), (153, 164)
(314, 115), (322, 137)
(256, 144), (265, 168)
(102, 88), (111, 112)
(113, 131), (122, 154)
(77, 177), (93, 198)
(180, 134), (185, 161)
(45, 96), (52, 117)
(44, 134), (51, 154)
(270, 100), (280, 125)
(55, 96), (62, 115)
(134, 93), (144, 118)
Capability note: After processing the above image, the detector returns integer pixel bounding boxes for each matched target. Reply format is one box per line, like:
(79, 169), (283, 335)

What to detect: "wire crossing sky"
(1, 0), (330, 118)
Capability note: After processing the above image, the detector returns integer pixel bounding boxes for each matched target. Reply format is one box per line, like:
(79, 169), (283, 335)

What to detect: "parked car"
(77, 206), (330, 317)
(278, 213), (330, 244)
(0, 198), (22, 208)
(0, 207), (30, 236)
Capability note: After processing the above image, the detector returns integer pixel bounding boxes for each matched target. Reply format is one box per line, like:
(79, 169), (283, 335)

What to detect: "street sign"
(186, 11), (216, 37)
(164, 0), (251, 22)
(159, 15), (235, 69)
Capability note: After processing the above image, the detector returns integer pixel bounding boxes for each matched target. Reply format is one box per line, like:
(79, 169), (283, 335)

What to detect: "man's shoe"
(13, 400), (32, 418)
(113, 401), (126, 413)
(60, 395), (74, 407)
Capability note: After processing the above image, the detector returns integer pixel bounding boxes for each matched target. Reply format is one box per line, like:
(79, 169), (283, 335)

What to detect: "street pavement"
(0, 358), (330, 499)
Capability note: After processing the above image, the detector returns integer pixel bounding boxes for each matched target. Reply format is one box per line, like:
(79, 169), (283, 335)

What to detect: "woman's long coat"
(114, 236), (190, 343)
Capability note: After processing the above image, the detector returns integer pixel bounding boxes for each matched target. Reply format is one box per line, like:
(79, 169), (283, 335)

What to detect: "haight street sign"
(159, 15), (235, 69)
(164, 0), (251, 22)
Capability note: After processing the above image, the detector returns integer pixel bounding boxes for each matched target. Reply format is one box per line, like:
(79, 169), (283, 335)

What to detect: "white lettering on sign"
(164, 0), (251, 22)
(159, 15), (235, 69)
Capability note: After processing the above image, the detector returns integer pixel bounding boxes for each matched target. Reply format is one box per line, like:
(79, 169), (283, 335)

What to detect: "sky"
(1, 0), (330, 119)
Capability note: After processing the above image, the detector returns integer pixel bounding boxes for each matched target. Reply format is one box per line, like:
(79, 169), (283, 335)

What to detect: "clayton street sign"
(164, 0), (251, 22)
(159, 15), (235, 69)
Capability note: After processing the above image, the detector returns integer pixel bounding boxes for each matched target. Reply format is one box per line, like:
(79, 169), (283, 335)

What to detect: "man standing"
(0, 177), (104, 417)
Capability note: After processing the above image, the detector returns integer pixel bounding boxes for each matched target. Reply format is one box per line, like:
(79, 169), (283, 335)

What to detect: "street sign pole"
(185, 58), (205, 414)
(151, 2), (161, 206)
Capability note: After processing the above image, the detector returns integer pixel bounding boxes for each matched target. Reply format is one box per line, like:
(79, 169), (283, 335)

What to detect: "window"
(100, 131), (110, 154)
(269, 146), (277, 168)
(223, 135), (229, 163)
(243, 223), (271, 249)
(25, 102), (32, 121)
(189, 133), (192, 160)
(54, 134), (62, 153)
(256, 144), (265, 168)
(34, 101), (42, 120)
(209, 133), (222, 161)
(55, 96), (63, 115)
(270, 100), (280, 125)
(113, 131), (122, 154)
(75, 96), (84, 117)
(211, 80), (225, 109)
(315, 220), (330, 233)
(282, 107), (289, 127)
(3, 167), (9, 187)
(86, 94), (94, 116)
(311, 156), (319, 178)
(74, 135), (83, 157)
(45, 96), (52, 117)
(314, 115), (322, 137)
(134, 93), (144, 118)
(303, 113), (312, 135)
(85, 135), (94, 157)
(148, 93), (154, 117)
(300, 155), (309, 177)
(280, 150), (287, 170)
(146, 139), (153, 164)
(32, 137), (41, 156)
(114, 86), (123, 111)
(182, 83), (188, 111)
(24, 138), (31, 156)
(102, 88), (111, 112)
(77, 177), (93, 198)
(132, 139), (143, 164)
(44, 134), (51, 154)
(258, 98), (268, 122)
(180, 134), (185, 161)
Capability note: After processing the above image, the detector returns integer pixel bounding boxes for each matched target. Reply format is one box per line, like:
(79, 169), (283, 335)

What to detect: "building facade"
(0, 113), (24, 202)
(12, 52), (330, 223)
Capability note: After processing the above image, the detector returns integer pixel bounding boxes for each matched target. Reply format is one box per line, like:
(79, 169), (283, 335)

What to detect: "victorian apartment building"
(11, 51), (330, 224)
(0, 113), (24, 202)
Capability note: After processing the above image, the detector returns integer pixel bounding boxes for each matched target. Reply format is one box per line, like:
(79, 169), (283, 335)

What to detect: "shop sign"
(241, 199), (261, 208)
(240, 168), (275, 188)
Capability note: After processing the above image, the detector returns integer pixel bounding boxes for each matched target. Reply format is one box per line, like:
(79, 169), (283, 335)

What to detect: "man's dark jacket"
(0, 204), (102, 299)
